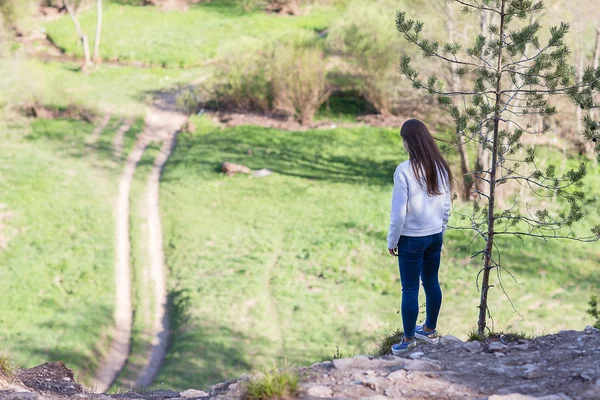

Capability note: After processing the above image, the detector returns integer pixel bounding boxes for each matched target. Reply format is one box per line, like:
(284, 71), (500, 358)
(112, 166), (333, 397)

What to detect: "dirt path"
(94, 133), (150, 392)
(135, 108), (187, 387)
(112, 119), (133, 158)
(92, 91), (187, 390)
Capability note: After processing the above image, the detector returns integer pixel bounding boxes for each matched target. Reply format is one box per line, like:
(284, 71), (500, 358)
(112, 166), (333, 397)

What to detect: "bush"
(326, 0), (402, 116)
(212, 46), (273, 113)
(272, 46), (330, 125)
(245, 365), (299, 400)
(0, 0), (38, 32)
(588, 295), (600, 329)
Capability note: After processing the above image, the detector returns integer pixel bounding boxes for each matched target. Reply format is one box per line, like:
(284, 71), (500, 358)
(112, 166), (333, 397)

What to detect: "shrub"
(245, 365), (299, 400)
(272, 46), (330, 125)
(588, 295), (600, 329)
(0, 0), (38, 32)
(326, 0), (401, 116)
(212, 48), (273, 113)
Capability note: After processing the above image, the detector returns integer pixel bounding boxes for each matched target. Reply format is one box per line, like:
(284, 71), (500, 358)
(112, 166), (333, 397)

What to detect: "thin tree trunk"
(445, 2), (472, 201)
(93, 0), (102, 63)
(590, 25), (600, 122)
(474, 7), (493, 198)
(576, 50), (584, 134)
(64, 0), (93, 70)
(477, 0), (506, 337)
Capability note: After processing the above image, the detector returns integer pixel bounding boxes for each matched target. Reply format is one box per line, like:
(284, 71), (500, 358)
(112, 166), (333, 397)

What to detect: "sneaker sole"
(415, 332), (439, 344)
(391, 342), (416, 355)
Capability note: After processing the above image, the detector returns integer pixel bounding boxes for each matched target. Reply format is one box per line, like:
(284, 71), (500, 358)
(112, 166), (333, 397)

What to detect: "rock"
(386, 369), (407, 382)
(494, 352), (506, 357)
(489, 342), (509, 353)
(361, 377), (389, 393)
(409, 351), (425, 359)
(580, 370), (595, 381)
(522, 364), (542, 379)
(385, 386), (402, 398)
(16, 361), (83, 396)
(488, 394), (538, 400)
(402, 359), (442, 371)
(365, 396), (388, 400)
(512, 343), (529, 350)
(180, 389), (209, 398)
(489, 366), (508, 374)
(464, 341), (482, 353)
(311, 361), (333, 369)
(307, 385), (333, 398)
(440, 335), (463, 344)
(518, 339), (530, 344)
(584, 325), (600, 333)
(538, 395), (573, 400)
(0, 392), (38, 400)
(332, 355), (387, 370)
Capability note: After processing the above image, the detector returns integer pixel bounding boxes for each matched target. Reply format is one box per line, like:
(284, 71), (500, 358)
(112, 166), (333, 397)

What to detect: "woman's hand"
(388, 248), (398, 257)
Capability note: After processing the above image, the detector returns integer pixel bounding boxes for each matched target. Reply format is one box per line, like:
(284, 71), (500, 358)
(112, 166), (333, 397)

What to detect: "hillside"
(1, 0), (599, 395)
(1, 326), (599, 399)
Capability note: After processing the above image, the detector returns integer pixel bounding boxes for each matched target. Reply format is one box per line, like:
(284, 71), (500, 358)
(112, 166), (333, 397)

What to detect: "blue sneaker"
(415, 327), (439, 344)
(391, 338), (416, 355)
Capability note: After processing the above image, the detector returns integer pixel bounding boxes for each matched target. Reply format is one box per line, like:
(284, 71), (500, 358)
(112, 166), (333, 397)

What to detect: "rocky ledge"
(1, 327), (599, 400)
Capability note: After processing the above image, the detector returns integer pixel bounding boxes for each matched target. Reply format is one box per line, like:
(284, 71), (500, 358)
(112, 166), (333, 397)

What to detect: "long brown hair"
(400, 119), (453, 196)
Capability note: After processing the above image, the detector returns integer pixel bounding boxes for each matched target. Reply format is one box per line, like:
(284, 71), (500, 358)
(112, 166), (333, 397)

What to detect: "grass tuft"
(373, 325), (404, 357)
(0, 349), (17, 378)
(466, 329), (486, 342)
(467, 329), (534, 343)
(245, 365), (299, 400)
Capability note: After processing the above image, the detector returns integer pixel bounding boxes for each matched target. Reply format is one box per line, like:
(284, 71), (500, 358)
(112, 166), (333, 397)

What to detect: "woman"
(387, 119), (452, 354)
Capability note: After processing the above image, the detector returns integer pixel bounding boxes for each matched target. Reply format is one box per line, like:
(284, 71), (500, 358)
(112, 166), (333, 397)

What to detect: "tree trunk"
(445, 2), (472, 201)
(93, 0), (102, 63)
(64, 0), (93, 71)
(477, 0), (506, 337)
(590, 25), (600, 122)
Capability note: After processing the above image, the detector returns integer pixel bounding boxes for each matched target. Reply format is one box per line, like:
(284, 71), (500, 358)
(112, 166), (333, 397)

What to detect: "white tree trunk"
(591, 25), (600, 122)
(93, 0), (102, 63)
(64, 0), (93, 70)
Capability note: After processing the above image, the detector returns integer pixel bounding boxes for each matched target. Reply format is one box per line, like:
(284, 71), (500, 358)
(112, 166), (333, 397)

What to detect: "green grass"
(245, 364), (299, 400)
(44, 1), (337, 68)
(466, 330), (534, 343)
(155, 117), (600, 389)
(0, 59), (205, 116)
(0, 118), (118, 384)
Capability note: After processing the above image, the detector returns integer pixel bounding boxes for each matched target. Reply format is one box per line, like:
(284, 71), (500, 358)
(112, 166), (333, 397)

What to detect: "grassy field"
(0, 59), (204, 116)
(156, 117), (600, 389)
(44, 0), (336, 68)
(0, 119), (119, 384)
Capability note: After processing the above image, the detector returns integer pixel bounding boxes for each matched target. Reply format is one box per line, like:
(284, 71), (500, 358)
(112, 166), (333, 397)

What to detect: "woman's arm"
(387, 170), (408, 252)
(442, 189), (451, 234)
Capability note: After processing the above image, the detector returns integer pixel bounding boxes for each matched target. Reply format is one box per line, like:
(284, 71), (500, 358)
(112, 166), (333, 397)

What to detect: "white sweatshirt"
(387, 160), (451, 249)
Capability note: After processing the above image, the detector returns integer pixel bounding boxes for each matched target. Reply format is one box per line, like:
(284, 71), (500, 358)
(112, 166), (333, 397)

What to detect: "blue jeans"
(397, 232), (443, 338)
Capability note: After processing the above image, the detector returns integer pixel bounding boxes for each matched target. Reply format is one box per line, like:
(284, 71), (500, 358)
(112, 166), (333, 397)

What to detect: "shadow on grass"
(157, 288), (254, 389)
(23, 117), (146, 171)
(163, 125), (400, 187)
(18, 304), (114, 386)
